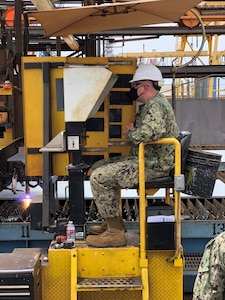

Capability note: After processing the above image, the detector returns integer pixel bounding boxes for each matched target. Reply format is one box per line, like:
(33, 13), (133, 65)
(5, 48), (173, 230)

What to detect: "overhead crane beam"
(181, 14), (225, 23)
(119, 51), (209, 58)
(158, 65), (225, 78)
(55, 26), (225, 37)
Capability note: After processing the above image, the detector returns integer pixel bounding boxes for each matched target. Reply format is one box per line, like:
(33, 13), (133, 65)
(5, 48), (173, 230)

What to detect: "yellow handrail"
(138, 138), (181, 260)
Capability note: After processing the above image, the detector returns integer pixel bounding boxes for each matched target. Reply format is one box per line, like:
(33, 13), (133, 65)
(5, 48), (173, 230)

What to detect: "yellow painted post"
(138, 142), (147, 260)
(138, 142), (149, 300)
(71, 249), (77, 300)
(138, 138), (183, 299)
(140, 258), (149, 300)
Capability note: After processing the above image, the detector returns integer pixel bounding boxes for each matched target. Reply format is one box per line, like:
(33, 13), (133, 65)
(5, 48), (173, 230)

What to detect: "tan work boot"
(89, 217), (126, 235)
(86, 216), (127, 247)
(89, 222), (107, 235)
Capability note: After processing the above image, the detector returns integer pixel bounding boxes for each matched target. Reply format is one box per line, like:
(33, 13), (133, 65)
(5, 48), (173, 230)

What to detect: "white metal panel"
(64, 67), (117, 122)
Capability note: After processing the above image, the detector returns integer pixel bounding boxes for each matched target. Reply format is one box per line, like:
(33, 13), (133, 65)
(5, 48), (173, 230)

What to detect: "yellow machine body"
(42, 246), (182, 300)
(21, 56), (137, 177)
(0, 87), (15, 149)
(41, 137), (183, 300)
(0, 128), (14, 148)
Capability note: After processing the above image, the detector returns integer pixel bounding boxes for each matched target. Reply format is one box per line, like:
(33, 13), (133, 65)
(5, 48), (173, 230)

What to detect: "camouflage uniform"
(193, 231), (225, 300)
(90, 93), (179, 219)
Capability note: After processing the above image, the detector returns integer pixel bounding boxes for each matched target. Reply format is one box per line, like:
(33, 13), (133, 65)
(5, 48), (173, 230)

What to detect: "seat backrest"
(177, 131), (192, 174)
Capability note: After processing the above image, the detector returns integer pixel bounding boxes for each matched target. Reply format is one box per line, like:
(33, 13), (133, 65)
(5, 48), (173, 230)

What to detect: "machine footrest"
(184, 253), (202, 276)
(77, 276), (142, 291)
(184, 253), (202, 270)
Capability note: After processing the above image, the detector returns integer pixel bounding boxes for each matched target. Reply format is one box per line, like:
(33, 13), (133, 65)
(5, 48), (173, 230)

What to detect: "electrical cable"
(171, 8), (206, 111)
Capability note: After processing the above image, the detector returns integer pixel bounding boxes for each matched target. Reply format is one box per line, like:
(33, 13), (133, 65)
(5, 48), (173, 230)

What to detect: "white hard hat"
(130, 64), (163, 83)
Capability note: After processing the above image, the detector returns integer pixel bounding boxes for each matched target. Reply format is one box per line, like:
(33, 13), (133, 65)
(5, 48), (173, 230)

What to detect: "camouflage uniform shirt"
(128, 92), (179, 172)
(193, 231), (225, 300)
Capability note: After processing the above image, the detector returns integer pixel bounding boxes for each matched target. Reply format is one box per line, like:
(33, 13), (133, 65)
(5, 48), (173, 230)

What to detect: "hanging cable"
(171, 8), (206, 111)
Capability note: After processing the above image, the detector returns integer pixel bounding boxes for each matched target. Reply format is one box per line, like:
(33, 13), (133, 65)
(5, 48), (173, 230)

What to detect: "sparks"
(22, 194), (32, 209)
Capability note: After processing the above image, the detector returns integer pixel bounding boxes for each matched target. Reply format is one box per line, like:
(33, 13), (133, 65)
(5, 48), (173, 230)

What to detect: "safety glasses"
(132, 81), (145, 89)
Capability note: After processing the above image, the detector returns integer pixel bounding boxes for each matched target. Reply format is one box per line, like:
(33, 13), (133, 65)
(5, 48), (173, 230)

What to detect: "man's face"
(136, 82), (147, 103)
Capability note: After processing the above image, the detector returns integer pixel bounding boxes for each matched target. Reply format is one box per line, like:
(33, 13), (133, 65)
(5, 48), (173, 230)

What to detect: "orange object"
(180, 8), (201, 28)
(2, 81), (12, 89)
(5, 7), (24, 26)
(55, 235), (67, 243)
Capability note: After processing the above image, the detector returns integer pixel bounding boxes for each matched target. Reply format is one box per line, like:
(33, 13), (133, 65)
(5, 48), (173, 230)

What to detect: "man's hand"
(124, 123), (134, 138)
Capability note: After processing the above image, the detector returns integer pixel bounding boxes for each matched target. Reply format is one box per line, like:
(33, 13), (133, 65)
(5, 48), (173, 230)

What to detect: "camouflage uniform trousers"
(193, 231), (225, 300)
(90, 156), (169, 219)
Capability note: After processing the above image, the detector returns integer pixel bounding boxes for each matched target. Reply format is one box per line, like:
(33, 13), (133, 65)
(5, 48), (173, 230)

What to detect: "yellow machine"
(40, 137), (184, 300)
(22, 56), (136, 177)
(7, 56), (186, 299)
